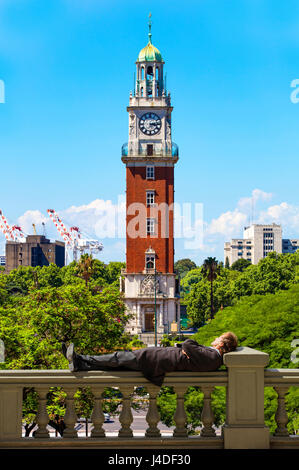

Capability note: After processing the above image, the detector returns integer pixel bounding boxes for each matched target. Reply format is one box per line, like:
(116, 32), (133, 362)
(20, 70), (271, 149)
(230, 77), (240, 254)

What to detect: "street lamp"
(154, 266), (157, 347)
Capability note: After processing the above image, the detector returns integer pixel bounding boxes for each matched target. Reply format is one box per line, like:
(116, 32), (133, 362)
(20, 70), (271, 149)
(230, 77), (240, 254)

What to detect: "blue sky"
(1, 0), (299, 265)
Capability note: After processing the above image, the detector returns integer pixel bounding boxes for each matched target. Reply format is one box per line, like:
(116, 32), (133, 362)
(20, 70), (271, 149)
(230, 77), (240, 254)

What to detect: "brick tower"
(121, 19), (180, 345)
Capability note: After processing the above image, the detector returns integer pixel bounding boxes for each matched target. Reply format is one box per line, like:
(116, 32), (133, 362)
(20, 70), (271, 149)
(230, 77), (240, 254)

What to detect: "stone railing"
(0, 347), (298, 449)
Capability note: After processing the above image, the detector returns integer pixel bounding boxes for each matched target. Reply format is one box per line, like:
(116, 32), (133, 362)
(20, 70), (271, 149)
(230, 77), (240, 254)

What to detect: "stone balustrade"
(0, 347), (298, 449)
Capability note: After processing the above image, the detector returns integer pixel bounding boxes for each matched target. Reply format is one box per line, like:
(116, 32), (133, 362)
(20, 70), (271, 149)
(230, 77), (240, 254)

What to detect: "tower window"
(147, 218), (156, 235)
(146, 191), (155, 206)
(145, 254), (155, 270)
(146, 165), (155, 180)
(147, 66), (153, 79)
(141, 67), (144, 80)
(141, 87), (144, 97)
(147, 144), (153, 156)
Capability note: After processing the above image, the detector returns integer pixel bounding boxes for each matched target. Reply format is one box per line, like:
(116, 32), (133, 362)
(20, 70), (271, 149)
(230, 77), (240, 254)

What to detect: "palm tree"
(77, 254), (94, 287)
(202, 257), (220, 319)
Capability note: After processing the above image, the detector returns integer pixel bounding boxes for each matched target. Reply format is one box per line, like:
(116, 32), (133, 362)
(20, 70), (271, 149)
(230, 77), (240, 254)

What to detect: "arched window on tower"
(146, 66), (153, 97)
(141, 87), (144, 97)
(147, 65), (153, 80)
(156, 67), (159, 80)
(145, 248), (156, 271)
(141, 67), (144, 80)
(145, 254), (155, 270)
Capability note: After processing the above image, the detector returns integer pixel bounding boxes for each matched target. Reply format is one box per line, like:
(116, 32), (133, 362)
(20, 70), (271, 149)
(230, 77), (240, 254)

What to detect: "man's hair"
(221, 332), (238, 353)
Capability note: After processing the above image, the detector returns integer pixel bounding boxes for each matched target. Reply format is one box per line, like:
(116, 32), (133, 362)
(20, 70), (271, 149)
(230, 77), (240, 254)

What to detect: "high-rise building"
(0, 255), (5, 267)
(224, 223), (299, 265)
(121, 21), (180, 343)
(5, 235), (65, 273)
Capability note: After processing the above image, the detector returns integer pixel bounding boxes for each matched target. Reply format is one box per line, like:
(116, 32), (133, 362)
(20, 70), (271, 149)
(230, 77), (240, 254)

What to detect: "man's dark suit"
(73, 339), (223, 387)
(133, 339), (223, 386)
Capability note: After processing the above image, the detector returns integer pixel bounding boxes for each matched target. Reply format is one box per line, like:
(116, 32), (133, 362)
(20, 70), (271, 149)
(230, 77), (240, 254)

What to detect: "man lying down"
(62, 332), (238, 387)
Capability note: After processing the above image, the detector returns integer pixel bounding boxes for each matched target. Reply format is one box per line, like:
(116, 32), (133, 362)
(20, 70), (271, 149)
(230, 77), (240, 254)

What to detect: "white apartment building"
(0, 255), (5, 267)
(224, 223), (299, 266)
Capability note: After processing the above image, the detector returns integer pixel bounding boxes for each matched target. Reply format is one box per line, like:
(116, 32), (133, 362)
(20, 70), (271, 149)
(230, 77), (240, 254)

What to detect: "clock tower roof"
(137, 42), (162, 63)
(137, 13), (163, 63)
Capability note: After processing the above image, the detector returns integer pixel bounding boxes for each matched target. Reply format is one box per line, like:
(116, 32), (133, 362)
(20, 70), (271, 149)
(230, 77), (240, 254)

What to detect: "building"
(0, 255), (5, 267)
(282, 238), (299, 254)
(120, 22), (180, 344)
(224, 223), (299, 265)
(5, 235), (65, 273)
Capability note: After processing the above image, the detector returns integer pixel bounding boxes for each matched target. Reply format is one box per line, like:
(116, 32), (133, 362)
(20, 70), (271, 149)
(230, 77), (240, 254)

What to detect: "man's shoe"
(66, 343), (78, 372)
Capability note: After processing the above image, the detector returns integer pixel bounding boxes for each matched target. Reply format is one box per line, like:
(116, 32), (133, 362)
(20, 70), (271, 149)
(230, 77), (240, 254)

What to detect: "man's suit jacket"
(133, 339), (223, 386)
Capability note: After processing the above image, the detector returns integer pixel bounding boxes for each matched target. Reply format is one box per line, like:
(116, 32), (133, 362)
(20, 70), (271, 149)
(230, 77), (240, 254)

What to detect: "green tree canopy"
(230, 258), (251, 272)
(174, 259), (197, 278)
(0, 283), (130, 370)
(185, 252), (299, 326)
(191, 284), (299, 434)
(193, 284), (299, 368)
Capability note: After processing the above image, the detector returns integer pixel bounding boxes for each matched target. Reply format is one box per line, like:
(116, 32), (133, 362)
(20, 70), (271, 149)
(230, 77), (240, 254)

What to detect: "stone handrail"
(0, 347), (298, 449)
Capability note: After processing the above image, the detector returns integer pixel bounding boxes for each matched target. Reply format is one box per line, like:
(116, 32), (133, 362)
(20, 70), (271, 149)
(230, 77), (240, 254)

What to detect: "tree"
(225, 257), (230, 269)
(76, 254), (94, 287)
(185, 251), (299, 326)
(231, 258), (251, 272)
(0, 277), (132, 436)
(180, 268), (203, 298)
(202, 257), (221, 319)
(191, 284), (299, 434)
(174, 259), (197, 278)
(184, 268), (239, 326)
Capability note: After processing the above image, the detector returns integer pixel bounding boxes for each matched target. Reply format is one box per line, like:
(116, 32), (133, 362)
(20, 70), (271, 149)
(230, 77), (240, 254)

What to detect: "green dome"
(137, 41), (163, 62)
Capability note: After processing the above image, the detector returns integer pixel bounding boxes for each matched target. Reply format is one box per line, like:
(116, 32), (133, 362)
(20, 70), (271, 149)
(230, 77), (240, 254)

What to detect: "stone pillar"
(158, 304), (164, 333)
(0, 385), (22, 440)
(223, 346), (270, 449)
(136, 304), (142, 334)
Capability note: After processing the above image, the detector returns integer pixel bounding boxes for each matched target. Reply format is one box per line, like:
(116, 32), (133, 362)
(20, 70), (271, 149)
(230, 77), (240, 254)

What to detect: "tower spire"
(148, 12), (152, 44)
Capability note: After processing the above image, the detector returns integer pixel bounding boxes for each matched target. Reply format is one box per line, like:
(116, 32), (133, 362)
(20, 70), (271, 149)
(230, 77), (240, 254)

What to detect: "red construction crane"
(47, 209), (103, 264)
(0, 210), (26, 242)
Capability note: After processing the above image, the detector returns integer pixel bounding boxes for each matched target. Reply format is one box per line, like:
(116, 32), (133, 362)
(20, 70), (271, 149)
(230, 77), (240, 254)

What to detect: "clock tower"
(121, 19), (180, 344)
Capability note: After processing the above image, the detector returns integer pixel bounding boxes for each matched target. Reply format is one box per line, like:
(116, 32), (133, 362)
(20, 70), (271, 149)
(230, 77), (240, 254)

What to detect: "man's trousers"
(74, 350), (141, 372)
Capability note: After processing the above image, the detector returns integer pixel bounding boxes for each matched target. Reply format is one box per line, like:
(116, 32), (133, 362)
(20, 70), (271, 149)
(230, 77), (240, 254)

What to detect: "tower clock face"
(139, 113), (161, 136)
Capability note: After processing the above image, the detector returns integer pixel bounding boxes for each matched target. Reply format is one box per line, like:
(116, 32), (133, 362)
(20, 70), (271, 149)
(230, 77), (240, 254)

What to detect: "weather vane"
(148, 12), (152, 43)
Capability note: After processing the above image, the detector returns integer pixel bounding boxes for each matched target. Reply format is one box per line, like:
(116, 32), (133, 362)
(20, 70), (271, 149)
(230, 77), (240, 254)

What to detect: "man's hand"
(182, 349), (190, 359)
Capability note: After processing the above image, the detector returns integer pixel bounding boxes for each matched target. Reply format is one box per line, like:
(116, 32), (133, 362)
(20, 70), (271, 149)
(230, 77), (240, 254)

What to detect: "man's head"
(211, 332), (238, 354)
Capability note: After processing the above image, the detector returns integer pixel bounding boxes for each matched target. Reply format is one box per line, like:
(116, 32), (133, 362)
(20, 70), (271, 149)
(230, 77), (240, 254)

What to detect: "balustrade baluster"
(90, 387), (106, 438)
(118, 386), (134, 438)
(274, 386), (289, 437)
(200, 386), (216, 437)
(145, 385), (161, 438)
(173, 385), (187, 438)
(34, 387), (50, 439)
(63, 387), (78, 438)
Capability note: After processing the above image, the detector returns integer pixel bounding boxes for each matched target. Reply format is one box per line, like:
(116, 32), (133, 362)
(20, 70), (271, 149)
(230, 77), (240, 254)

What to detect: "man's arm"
(181, 339), (204, 361)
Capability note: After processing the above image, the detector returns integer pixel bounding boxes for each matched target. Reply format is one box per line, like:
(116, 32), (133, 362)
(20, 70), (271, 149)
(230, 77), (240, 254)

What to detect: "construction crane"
(32, 222), (47, 237)
(47, 208), (103, 264)
(0, 209), (26, 242)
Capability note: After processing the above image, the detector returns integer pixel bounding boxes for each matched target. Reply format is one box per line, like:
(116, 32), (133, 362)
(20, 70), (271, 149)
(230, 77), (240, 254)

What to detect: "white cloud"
(62, 197), (126, 239)
(17, 210), (48, 235)
(258, 202), (299, 232)
(237, 188), (272, 209)
(207, 209), (248, 237)
(2, 190), (299, 263)
(206, 189), (273, 239)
